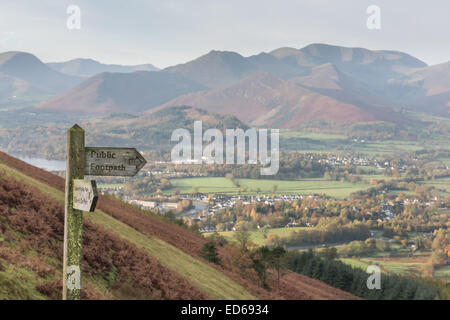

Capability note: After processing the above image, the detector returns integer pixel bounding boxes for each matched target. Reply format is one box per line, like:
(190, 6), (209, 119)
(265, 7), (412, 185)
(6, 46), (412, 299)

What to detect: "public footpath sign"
(63, 124), (146, 300)
(85, 147), (146, 176)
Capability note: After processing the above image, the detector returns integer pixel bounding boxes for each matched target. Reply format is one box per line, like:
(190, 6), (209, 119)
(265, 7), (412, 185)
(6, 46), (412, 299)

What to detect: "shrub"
(201, 241), (221, 264)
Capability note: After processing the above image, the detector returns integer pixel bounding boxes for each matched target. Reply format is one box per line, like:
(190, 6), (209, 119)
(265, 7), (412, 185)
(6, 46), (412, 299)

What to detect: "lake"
(16, 156), (66, 171)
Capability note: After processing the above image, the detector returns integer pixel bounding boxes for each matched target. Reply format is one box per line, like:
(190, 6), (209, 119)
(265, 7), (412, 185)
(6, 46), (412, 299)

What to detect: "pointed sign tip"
(70, 124), (84, 131)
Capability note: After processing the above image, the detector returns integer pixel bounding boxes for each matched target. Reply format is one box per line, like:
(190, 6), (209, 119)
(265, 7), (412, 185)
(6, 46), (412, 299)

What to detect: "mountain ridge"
(3, 44), (450, 124)
(47, 58), (160, 78)
(158, 70), (407, 128)
(38, 71), (206, 114)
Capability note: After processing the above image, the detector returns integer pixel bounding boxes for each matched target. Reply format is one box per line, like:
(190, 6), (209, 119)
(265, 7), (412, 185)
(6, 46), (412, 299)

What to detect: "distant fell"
(0, 51), (82, 104)
(47, 58), (159, 78)
(38, 71), (205, 114)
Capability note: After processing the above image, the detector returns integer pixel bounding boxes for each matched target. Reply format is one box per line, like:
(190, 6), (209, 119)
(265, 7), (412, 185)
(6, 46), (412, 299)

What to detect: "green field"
(97, 183), (124, 189)
(168, 177), (370, 199)
(340, 255), (450, 283)
(371, 260), (423, 274)
(434, 266), (450, 282)
(341, 140), (424, 157)
(280, 128), (430, 156)
(280, 130), (347, 140)
(339, 258), (370, 270)
(340, 257), (421, 274)
(207, 226), (308, 246)
(424, 177), (450, 194)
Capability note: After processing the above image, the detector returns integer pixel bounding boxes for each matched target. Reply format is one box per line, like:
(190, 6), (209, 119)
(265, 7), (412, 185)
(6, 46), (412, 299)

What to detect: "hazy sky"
(0, 1), (449, 68)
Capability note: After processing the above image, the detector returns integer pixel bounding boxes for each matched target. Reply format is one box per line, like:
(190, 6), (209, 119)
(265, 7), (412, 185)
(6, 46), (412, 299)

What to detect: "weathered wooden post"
(63, 124), (85, 300)
(62, 124), (146, 300)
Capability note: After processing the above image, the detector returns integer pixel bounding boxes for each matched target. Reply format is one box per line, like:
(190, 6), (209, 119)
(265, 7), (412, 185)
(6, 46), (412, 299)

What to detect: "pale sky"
(0, 0), (449, 68)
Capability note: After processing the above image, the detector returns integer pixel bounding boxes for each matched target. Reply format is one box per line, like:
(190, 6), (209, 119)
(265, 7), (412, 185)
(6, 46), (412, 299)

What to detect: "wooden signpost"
(63, 124), (146, 300)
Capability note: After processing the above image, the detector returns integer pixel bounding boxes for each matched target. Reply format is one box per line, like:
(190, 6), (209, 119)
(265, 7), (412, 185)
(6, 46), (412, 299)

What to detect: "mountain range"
(1, 44), (449, 128)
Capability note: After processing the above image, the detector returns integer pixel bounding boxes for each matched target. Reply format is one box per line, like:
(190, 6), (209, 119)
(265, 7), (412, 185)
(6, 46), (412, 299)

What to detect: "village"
(116, 189), (447, 234)
(142, 152), (423, 180)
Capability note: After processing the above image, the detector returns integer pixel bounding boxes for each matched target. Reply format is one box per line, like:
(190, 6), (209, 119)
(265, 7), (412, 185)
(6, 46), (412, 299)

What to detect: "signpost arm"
(63, 124), (85, 300)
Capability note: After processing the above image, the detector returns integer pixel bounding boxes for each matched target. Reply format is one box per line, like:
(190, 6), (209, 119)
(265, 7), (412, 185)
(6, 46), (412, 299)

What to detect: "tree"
(251, 246), (272, 289)
(201, 241), (221, 264)
(400, 239), (408, 248)
(365, 238), (376, 250)
(322, 246), (338, 260)
(271, 184), (278, 194)
(261, 225), (270, 239)
(234, 230), (252, 252)
(266, 234), (281, 247)
(209, 232), (228, 247)
(270, 246), (287, 291)
(222, 243), (258, 283)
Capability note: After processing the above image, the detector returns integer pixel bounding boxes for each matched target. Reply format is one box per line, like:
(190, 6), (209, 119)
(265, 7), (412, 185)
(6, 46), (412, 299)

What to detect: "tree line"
(286, 249), (448, 300)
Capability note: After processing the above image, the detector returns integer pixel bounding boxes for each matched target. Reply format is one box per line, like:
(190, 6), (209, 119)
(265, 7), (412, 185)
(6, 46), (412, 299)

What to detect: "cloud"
(0, 32), (16, 43)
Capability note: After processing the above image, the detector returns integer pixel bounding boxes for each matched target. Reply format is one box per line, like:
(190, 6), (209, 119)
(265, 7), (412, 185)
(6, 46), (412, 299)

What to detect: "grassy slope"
(0, 162), (255, 299)
(88, 210), (253, 299)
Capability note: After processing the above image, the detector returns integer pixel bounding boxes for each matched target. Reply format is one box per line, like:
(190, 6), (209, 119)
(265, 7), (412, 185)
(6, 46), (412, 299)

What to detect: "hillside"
(0, 151), (358, 300)
(0, 167), (207, 299)
(47, 58), (159, 78)
(268, 44), (441, 113)
(159, 72), (404, 128)
(0, 52), (81, 105)
(0, 106), (248, 160)
(38, 71), (205, 114)
(401, 61), (450, 116)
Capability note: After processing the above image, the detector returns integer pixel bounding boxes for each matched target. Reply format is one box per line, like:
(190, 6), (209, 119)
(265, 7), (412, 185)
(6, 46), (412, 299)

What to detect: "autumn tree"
(234, 229), (252, 252)
(270, 246), (287, 290)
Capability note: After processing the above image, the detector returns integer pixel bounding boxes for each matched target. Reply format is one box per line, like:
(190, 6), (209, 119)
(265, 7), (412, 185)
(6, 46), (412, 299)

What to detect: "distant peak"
(71, 58), (99, 63)
(269, 47), (300, 55)
(204, 50), (243, 57)
(302, 43), (335, 49)
(0, 51), (33, 56)
(0, 51), (42, 65)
